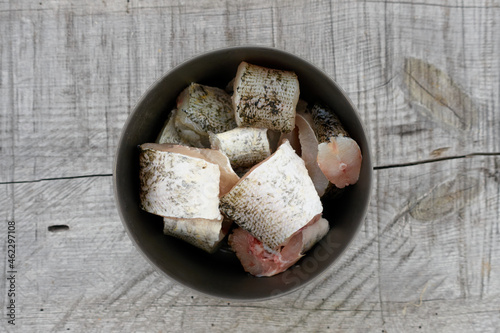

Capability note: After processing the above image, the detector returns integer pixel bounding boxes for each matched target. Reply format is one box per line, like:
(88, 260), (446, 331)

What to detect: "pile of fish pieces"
(139, 61), (362, 277)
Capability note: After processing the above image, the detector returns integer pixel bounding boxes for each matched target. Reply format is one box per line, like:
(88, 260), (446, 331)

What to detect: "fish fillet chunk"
(176, 83), (237, 147)
(317, 137), (362, 189)
(228, 215), (329, 277)
(139, 146), (221, 220)
(220, 140), (323, 251)
(156, 109), (189, 145)
(140, 143), (239, 197)
(209, 127), (271, 168)
(309, 104), (362, 189)
(163, 216), (231, 254)
(232, 61), (300, 133)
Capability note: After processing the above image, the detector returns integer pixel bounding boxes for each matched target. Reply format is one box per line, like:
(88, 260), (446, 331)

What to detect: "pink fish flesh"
(228, 215), (329, 277)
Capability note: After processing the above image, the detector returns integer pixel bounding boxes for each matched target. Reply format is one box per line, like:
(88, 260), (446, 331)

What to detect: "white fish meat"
(220, 140), (323, 251)
(232, 62), (300, 133)
(309, 104), (362, 189)
(139, 145), (221, 220)
(163, 216), (232, 254)
(156, 109), (189, 145)
(176, 83), (237, 147)
(228, 215), (329, 277)
(141, 143), (239, 197)
(209, 127), (271, 168)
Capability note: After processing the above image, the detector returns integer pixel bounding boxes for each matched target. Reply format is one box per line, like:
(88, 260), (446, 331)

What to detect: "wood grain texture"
(1, 0), (499, 332)
(1, 0), (499, 182)
(2, 157), (499, 332)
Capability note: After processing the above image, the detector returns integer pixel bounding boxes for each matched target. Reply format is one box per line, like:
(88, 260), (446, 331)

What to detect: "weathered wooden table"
(1, 0), (499, 332)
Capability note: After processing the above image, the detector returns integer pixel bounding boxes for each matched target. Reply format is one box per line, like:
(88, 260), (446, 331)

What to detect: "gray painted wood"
(1, 0), (499, 332)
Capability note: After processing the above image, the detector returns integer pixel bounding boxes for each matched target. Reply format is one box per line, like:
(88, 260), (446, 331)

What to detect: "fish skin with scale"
(228, 216), (329, 277)
(309, 103), (349, 142)
(209, 127), (271, 168)
(140, 142), (240, 197)
(220, 140), (323, 251)
(139, 144), (240, 253)
(175, 83), (237, 147)
(139, 146), (222, 220)
(232, 61), (300, 133)
(163, 216), (227, 254)
(306, 103), (362, 189)
(156, 109), (190, 145)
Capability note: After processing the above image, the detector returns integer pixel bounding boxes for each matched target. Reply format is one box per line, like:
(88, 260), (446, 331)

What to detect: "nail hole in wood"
(48, 225), (70, 232)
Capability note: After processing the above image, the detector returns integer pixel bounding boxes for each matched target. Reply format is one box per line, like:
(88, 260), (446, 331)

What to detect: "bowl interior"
(114, 46), (372, 300)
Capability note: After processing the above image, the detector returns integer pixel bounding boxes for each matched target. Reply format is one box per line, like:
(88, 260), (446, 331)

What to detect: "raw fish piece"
(309, 104), (362, 189)
(139, 146), (221, 220)
(163, 216), (232, 254)
(141, 143), (239, 197)
(281, 113), (330, 196)
(310, 103), (349, 141)
(228, 216), (329, 277)
(176, 83), (237, 147)
(209, 127), (271, 168)
(232, 62), (300, 133)
(317, 137), (362, 189)
(301, 216), (330, 252)
(220, 140), (323, 251)
(156, 109), (189, 145)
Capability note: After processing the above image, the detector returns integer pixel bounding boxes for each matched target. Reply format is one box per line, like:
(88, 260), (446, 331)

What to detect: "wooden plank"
(0, 1), (276, 183)
(1, 0), (499, 183)
(3, 155), (498, 331)
(270, 1), (500, 169)
(360, 2), (500, 167)
(373, 156), (500, 328)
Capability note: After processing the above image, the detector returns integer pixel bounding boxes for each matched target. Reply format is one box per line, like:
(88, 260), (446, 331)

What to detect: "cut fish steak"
(228, 215), (329, 277)
(232, 61), (300, 133)
(139, 143), (240, 252)
(139, 145), (222, 220)
(176, 83), (237, 147)
(156, 109), (189, 145)
(220, 140), (323, 251)
(310, 103), (349, 141)
(309, 104), (362, 189)
(209, 127), (271, 168)
(163, 216), (231, 254)
(141, 143), (239, 197)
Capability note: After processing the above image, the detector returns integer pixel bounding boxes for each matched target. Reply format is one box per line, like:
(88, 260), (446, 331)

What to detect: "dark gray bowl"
(113, 46), (372, 300)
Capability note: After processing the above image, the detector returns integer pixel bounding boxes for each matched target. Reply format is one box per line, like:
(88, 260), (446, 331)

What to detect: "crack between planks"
(1, 153), (498, 184)
(374, 152), (500, 170)
(0, 173), (113, 185)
